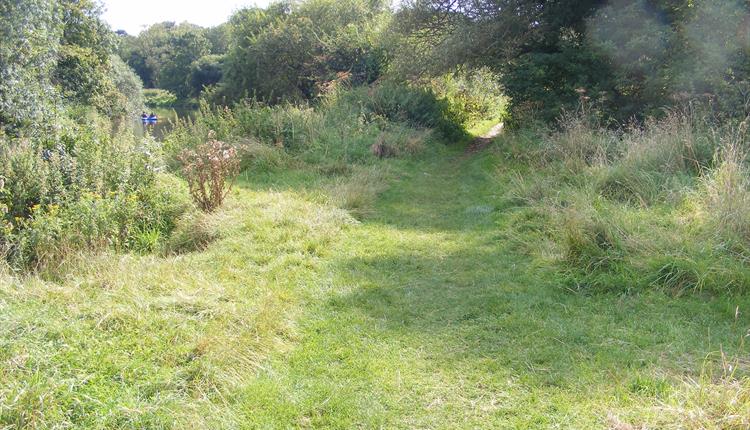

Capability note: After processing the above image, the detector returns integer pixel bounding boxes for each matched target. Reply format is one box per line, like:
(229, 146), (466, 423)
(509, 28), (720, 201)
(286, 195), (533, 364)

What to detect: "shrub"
(363, 82), (468, 142)
(178, 132), (240, 212)
(143, 88), (179, 107)
(0, 115), (191, 269)
(429, 67), (508, 127)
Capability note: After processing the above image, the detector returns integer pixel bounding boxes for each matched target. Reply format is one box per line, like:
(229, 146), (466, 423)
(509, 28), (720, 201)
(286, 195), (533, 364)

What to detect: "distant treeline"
(5, 0), (750, 134)
(118, 0), (390, 105)
(116, 0), (750, 124)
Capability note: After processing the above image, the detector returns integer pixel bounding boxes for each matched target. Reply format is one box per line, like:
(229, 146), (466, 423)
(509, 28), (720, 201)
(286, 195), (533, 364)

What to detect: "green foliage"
(157, 25), (211, 99)
(188, 55), (224, 97)
(110, 55), (145, 116)
(143, 88), (179, 107)
(205, 24), (230, 54)
(1, 0), (144, 134)
(503, 45), (614, 125)
(394, 0), (750, 124)
(53, 0), (116, 111)
(428, 68), (508, 127)
(0, 115), (191, 269)
(0, 0), (62, 133)
(221, 0), (389, 103)
(358, 82), (469, 141)
(120, 22), (210, 99)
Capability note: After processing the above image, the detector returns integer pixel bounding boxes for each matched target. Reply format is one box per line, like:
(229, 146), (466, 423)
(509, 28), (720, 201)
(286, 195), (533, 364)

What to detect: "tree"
(189, 55), (224, 96)
(0, 0), (62, 133)
(53, 0), (118, 109)
(119, 22), (210, 99)
(221, 0), (389, 103)
(393, 0), (750, 123)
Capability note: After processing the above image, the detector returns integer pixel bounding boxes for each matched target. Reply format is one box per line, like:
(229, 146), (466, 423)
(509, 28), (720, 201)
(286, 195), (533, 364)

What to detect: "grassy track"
(1, 141), (748, 428)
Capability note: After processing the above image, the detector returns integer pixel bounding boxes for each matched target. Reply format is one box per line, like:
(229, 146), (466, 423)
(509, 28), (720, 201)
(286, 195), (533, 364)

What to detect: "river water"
(133, 107), (197, 141)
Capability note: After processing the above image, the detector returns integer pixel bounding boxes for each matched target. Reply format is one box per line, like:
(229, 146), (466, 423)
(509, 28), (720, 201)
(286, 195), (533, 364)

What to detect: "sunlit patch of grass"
(1, 135), (749, 428)
(326, 166), (390, 219)
(0, 184), (355, 429)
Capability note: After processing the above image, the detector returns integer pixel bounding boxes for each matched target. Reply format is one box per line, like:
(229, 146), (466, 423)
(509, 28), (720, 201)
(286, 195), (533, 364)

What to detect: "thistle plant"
(178, 131), (240, 212)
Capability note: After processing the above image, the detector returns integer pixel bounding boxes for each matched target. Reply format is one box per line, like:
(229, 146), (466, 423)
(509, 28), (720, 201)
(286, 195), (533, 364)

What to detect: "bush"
(143, 88), (179, 107)
(0, 115), (191, 269)
(178, 132), (240, 212)
(361, 82), (469, 142)
(429, 67), (508, 127)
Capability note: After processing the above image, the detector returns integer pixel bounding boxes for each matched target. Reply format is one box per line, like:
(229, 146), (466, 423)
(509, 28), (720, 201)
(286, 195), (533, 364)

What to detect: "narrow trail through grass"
(234, 145), (750, 428)
(2, 139), (748, 429)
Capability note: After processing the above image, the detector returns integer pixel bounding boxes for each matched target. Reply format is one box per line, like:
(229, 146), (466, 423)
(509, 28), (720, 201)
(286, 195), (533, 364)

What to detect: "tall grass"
(504, 108), (750, 295)
(163, 84), (457, 168)
(699, 140), (750, 248)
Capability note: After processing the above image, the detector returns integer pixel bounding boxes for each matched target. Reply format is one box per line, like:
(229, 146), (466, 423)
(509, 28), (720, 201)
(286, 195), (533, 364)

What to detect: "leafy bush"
(178, 132), (240, 212)
(221, 0), (388, 104)
(363, 82), (468, 142)
(0, 115), (191, 269)
(429, 68), (508, 127)
(143, 88), (179, 107)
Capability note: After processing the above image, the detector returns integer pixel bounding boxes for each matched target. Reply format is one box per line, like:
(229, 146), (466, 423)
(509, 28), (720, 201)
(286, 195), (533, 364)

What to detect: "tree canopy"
(0, 0), (144, 134)
(392, 0), (750, 122)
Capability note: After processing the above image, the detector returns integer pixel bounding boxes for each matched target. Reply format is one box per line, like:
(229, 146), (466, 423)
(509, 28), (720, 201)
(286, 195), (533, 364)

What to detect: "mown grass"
(1, 127), (749, 428)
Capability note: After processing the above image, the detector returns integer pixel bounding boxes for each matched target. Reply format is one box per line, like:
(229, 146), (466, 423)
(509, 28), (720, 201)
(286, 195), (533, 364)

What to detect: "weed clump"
(178, 132), (240, 213)
(370, 134), (397, 159)
(562, 206), (625, 272)
(164, 211), (219, 254)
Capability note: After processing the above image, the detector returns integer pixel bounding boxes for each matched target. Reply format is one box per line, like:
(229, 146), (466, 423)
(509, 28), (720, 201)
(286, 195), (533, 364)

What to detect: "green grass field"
(1, 137), (749, 428)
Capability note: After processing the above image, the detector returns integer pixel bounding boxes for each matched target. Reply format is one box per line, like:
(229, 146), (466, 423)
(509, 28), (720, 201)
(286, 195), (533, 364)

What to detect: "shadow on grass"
(326, 232), (750, 390)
